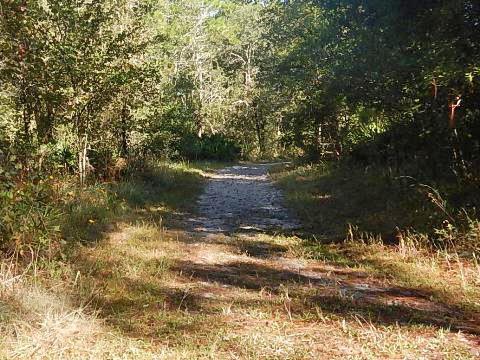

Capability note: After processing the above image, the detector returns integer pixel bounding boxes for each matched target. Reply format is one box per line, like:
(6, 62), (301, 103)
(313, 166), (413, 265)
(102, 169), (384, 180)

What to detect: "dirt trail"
(3, 164), (479, 359)
(170, 164), (480, 358)
(189, 163), (300, 233)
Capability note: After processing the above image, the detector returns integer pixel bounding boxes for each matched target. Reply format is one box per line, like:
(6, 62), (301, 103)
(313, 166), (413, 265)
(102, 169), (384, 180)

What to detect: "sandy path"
(190, 163), (300, 233)
(180, 163), (480, 357)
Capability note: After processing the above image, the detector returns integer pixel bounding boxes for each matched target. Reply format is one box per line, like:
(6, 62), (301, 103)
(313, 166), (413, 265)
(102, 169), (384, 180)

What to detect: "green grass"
(270, 162), (418, 238)
(0, 160), (220, 358)
(60, 160), (225, 244)
(271, 162), (480, 250)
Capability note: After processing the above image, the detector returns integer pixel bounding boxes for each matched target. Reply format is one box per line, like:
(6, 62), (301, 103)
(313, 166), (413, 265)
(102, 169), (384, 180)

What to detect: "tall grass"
(0, 160), (214, 358)
(271, 162), (480, 253)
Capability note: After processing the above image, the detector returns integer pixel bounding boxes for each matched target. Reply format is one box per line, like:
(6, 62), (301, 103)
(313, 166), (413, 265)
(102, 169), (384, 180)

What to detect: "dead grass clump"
(0, 259), (103, 359)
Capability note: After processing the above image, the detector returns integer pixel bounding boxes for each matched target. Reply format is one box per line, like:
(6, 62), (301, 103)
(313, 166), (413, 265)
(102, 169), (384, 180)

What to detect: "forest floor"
(1, 162), (480, 359)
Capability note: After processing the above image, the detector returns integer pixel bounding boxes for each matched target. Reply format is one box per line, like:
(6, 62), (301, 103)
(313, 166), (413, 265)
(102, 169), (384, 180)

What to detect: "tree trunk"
(22, 100), (30, 142)
(451, 128), (467, 178)
(253, 103), (265, 156)
(36, 101), (54, 144)
(78, 132), (88, 186)
(120, 103), (129, 157)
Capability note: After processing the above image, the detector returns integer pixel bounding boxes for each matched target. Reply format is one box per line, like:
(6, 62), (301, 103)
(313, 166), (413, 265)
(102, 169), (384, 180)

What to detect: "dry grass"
(1, 161), (480, 359)
(2, 228), (480, 359)
(270, 162), (480, 251)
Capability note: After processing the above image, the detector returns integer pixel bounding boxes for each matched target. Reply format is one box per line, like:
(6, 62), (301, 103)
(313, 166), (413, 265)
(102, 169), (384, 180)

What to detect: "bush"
(0, 152), (61, 254)
(179, 133), (240, 161)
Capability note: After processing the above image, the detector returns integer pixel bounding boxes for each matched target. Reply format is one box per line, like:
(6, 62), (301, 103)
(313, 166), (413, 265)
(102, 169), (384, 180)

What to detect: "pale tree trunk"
(196, 64), (205, 138)
(253, 103), (265, 156)
(451, 128), (468, 177)
(120, 102), (130, 157)
(316, 119), (324, 158)
(78, 132), (88, 186)
(76, 106), (90, 186)
(190, 5), (210, 139)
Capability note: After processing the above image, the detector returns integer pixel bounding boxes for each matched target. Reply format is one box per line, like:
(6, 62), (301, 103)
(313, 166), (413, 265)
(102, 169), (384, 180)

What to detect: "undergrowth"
(271, 161), (480, 254)
(1, 160), (223, 254)
(270, 161), (480, 315)
(0, 160), (223, 359)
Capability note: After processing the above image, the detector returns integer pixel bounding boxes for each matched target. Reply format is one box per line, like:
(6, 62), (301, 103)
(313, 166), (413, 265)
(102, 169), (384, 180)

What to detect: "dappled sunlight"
(0, 266), (108, 359)
(2, 160), (479, 358)
(2, 0), (480, 356)
(4, 216), (479, 358)
(271, 163), (429, 238)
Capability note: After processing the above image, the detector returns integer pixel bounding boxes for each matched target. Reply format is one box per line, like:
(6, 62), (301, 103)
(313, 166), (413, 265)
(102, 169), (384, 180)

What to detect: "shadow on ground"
(171, 254), (480, 335)
(71, 225), (480, 344)
(61, 163), (208, 246)
(61, 162), (480, 351)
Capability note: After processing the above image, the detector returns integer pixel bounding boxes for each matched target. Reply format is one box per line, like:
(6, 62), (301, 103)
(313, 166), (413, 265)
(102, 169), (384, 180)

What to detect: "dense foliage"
(1, 0), (479, 249)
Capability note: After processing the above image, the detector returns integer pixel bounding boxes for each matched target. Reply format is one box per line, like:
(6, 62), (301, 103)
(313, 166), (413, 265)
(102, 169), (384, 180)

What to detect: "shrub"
(0, 152), (61, 254)
(179, 133), (240, 161)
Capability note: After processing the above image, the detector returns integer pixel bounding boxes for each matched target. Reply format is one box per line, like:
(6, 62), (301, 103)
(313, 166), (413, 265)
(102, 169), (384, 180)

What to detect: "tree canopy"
(1, 0), (479, 178)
